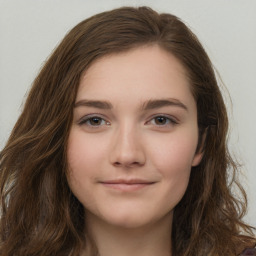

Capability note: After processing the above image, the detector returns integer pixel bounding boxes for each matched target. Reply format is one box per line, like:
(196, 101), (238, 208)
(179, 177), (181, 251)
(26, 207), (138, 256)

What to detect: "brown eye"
(154, 116), (168, 125)
(78, 116), (110, 127)
(147, 115), (178, 127)
(88, 117), (103, 126)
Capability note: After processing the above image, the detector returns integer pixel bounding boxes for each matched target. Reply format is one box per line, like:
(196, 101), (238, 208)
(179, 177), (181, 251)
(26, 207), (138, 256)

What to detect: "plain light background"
(0, 0), (255, 227)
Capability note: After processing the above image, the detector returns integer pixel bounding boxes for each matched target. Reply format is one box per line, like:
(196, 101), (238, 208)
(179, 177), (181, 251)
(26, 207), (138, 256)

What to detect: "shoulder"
(240, 248), (256, 255)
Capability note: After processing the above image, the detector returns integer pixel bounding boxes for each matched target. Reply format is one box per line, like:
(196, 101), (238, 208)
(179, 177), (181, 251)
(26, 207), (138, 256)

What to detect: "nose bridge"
(110, 121), (145, 167)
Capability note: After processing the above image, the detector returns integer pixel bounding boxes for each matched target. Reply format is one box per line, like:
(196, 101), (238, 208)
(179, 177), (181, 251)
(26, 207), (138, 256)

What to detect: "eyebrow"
(74, 100), (113, 109)
(74, 98), (188, 111)
(141, 98), (188, 111)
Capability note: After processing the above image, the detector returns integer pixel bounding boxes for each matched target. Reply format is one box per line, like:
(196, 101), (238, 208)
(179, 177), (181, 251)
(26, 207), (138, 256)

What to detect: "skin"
(67, 45), (203, 256)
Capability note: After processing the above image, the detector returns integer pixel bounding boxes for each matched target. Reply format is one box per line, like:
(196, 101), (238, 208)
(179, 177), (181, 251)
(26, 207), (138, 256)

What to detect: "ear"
(192, 151), (204, 167)
(191, 128), (207, 167)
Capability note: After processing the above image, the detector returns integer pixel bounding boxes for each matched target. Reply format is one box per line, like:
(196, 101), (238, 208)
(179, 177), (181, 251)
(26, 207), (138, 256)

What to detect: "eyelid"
(145, 114), (179, 126)
(77, 114), (110, 126)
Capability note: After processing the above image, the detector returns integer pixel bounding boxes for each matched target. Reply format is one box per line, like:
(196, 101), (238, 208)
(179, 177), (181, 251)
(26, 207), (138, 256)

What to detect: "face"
(67, 45), (203, 229)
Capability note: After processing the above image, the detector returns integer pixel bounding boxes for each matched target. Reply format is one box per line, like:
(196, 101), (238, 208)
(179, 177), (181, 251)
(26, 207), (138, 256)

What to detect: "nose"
(109, 125), (146, 168)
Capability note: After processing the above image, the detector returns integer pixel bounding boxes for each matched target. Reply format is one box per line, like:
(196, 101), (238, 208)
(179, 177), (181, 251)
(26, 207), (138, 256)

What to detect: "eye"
(147, 115), (178, 126)
(78, 116), (110, 127)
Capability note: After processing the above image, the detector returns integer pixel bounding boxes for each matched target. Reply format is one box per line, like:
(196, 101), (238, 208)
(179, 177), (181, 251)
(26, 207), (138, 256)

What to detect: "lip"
(99, 179), (156, 192)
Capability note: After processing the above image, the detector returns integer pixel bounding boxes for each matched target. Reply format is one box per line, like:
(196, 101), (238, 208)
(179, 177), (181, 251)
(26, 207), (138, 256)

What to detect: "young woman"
(0, 6), (255, 256)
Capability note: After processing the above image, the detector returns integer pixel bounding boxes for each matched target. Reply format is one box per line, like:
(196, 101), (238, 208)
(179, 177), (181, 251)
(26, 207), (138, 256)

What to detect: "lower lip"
(100, 183), (154, 192)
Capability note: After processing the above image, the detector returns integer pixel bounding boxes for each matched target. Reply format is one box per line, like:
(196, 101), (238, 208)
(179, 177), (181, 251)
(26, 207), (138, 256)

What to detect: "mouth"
(99, 179), (156, 192)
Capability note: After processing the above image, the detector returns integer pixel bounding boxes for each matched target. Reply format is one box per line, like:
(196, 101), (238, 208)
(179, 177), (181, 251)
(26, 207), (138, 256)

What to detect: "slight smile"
(99, 179), (156, 192)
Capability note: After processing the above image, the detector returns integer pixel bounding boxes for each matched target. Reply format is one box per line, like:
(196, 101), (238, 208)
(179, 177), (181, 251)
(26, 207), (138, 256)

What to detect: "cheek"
(149, 132), (198, 171)
(147, 132), (198, 197)
(66, 130), (107, 209)
(66, 129), (108, 202)
(67, 129), (107, 175)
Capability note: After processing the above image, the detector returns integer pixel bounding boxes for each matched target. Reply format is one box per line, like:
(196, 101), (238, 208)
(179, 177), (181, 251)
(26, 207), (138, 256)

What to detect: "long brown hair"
(0, 6), (255, 256)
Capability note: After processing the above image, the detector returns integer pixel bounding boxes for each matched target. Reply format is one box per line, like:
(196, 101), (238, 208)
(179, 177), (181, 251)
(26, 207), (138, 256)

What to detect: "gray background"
(0, 0), (255, 227)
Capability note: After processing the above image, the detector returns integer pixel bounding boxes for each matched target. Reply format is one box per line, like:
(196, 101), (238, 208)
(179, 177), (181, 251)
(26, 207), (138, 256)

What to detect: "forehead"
(76, 45), (194, 109)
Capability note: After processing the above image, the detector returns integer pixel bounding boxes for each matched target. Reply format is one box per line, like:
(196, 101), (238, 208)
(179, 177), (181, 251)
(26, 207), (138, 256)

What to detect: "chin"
(95, 208), (173, 230)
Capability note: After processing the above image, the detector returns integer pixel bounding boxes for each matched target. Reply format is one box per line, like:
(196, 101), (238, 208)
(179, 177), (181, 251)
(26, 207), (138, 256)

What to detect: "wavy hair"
(0, 6), (255, 256)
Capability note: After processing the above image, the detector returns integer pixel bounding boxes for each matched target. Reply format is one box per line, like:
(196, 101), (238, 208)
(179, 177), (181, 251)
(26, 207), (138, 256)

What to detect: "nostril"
(114, 162), (122, 166)
(113, 161), (143, 168)
(109, 141), (146, 167)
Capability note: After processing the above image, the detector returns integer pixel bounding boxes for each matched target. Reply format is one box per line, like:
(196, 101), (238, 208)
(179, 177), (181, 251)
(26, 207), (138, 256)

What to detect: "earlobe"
(192, 151), (204, 167)
(192, 127), (207, 167)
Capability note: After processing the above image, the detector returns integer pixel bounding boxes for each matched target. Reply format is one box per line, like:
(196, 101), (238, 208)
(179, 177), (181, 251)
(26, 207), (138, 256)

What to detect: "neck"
(83, 212), (173, 256)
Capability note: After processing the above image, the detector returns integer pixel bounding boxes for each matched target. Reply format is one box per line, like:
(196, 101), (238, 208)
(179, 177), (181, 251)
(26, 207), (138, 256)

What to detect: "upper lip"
(100, 179), (156, 184)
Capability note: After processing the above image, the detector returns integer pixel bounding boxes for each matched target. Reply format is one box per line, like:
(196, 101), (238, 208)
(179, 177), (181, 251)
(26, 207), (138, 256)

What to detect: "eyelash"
(78, 115), (110, 127)
(146, 115), (178, 126)
(78, 114), (178, 129)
